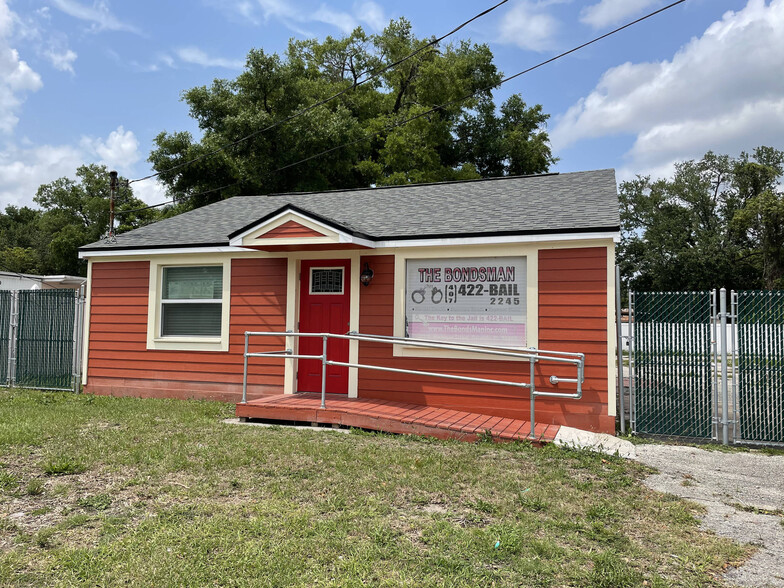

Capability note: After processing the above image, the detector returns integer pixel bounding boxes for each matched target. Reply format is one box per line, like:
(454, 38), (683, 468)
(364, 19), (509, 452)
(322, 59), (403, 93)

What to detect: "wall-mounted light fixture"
(359, 262), (374, 287)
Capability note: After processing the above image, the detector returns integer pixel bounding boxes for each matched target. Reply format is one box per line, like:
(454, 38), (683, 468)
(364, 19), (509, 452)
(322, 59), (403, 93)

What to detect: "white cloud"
(131, 179), (167, 206)
(312, 6), (357, 33)
(580, 0), (659, 29)
(0, 143), (83, 208)
(50, 0), (140, 34)
(498, 1), (559, 52)
(0, 0), (43, 134)
(355, 1), (385, 31)
(211, 0), (386, 35)
(80, 126), (140, 169)
(0, 126), (146, 209)
(618, 99), (784, 181)
(552, 0), (784, 179)
(44, 47), (77, 72)
(176, 47), (245, 69)
(0, 0), (11, 37)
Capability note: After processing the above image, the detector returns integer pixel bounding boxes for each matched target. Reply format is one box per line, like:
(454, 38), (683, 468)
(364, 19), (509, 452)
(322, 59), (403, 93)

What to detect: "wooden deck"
(235, 393), (561, 444)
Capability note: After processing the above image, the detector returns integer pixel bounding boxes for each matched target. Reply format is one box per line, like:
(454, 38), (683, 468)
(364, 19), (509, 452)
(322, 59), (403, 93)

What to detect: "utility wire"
(128, 0), (510, 185)
(270, 0), (688, 175)
(115, 182), (240, 215)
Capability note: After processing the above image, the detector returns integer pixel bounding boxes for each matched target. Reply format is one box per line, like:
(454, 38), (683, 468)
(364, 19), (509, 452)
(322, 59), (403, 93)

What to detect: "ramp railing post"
(321, 335), (328, 409)
(242, 332), (249, 404)
(720, 288), (729, 445)
(529, 356), (536, 440)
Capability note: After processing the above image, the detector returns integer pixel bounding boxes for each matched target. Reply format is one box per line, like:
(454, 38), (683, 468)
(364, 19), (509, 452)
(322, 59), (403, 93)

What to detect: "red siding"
(537, 247), (611, 433)
(85, 258), (287, 401)
(356, 251), (612, 433)
(258, 220), (323, 239)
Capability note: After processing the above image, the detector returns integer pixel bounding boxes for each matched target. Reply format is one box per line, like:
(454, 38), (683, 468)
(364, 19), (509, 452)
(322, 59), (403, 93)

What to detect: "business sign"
(405, 256), (527, 347)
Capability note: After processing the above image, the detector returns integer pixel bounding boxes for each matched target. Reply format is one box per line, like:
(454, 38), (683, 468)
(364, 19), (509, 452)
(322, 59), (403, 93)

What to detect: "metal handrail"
(242, 330), (585, 439)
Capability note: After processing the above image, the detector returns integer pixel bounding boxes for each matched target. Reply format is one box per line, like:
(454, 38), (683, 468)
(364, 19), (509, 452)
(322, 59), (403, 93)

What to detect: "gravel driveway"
(634, 445), (784, 587)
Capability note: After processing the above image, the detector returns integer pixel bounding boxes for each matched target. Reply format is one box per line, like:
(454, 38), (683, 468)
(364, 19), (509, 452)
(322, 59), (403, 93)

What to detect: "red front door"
(297, 259), (351, 394)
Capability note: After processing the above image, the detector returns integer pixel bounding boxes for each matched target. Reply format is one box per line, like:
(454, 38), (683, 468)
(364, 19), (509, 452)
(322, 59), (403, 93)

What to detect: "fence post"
(730, 291), (738, 442)
(8, 291), (18, 388)
(720, 288), (729, 445)
(615, 265), (625, 435)
(629, 290), (636, 434)
(72, 287), (84, 393)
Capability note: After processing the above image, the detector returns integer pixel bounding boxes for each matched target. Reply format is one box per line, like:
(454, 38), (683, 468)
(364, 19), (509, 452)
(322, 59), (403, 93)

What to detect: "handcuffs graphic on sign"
(411, 286), (443, 304)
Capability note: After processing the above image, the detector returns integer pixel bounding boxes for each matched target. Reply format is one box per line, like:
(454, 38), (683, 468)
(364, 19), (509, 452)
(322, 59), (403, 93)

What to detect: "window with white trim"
(160, 266), (223, 337)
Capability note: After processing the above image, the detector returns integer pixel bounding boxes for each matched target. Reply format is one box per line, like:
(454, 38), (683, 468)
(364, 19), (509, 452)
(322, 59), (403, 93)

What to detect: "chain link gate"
(629, 289), (784, 446)
(0, 289), (85, 393)
(629, 291), (714, 438)
(735, 291), (784, 445)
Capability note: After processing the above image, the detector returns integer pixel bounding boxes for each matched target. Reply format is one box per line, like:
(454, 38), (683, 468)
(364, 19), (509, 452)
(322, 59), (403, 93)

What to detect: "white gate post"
(7, 291), (18, 388)
(720, 288), (729, 445)
(615, 266), (625, 435)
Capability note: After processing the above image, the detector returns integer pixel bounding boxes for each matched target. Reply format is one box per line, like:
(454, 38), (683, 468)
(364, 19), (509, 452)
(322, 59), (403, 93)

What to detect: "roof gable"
(228, 207), (374, 250)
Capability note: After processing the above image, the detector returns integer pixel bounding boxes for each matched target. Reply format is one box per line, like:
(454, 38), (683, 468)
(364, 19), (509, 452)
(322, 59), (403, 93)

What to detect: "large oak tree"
(149, 19), (556, 209)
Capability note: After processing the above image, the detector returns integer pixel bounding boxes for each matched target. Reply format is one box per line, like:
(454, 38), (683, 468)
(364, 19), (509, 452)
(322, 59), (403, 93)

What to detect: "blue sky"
(1, 0), (781, 208)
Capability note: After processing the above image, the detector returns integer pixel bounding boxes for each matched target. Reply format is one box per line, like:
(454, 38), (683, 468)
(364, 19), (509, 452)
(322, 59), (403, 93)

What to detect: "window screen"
(310, 268), (343, 294)
(161, 266), (222, 337)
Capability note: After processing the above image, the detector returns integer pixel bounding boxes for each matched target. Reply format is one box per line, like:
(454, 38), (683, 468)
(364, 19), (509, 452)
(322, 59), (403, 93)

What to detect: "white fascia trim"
(227, 209), (376, 249)
(79, 246), (250, 259)
(79, 231), (620, 259)
(376, 231), (621, 248)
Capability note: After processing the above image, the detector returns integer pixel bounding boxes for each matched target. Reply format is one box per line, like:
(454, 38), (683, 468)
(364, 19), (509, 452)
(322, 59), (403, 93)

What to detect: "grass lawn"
(0, 390), (749, 587)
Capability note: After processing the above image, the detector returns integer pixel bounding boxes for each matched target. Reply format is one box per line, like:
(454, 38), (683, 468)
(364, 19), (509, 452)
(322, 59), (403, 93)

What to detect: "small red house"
(78, 170), (620, 434)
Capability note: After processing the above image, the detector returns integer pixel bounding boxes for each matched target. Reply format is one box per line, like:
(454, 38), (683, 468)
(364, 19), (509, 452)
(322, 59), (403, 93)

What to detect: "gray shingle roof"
(80, 170), (619, 251)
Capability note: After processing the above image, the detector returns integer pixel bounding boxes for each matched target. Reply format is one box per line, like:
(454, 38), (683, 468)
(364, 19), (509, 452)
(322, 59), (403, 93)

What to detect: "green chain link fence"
(631, 291), (714, 438)
(736, 291), (784, 444)
(0, 291), (10, 386)
(14, 290), (77, 390)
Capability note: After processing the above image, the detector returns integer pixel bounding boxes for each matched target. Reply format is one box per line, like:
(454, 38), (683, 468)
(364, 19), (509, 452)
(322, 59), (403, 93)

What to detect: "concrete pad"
(553, 426), (637, 459)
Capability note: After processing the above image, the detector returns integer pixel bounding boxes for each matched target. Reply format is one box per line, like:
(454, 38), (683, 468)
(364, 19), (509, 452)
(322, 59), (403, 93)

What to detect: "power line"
(128, 0), (510, 185)
(271, 0), (688, 175)
(115, 182), (240, 215)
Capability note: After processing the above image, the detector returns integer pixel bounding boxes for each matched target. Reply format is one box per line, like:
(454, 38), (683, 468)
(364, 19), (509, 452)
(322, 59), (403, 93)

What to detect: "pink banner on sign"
(408, 322), (526, 347)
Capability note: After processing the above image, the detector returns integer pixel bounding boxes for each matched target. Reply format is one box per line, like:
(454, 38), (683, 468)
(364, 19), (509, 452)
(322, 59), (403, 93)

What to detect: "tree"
(0, 164), (156, 276)
(0, 206), (45, 274)
(149, 19), (556, 209)
(619, 147), (784, 292)
(731, 147), (784, 289)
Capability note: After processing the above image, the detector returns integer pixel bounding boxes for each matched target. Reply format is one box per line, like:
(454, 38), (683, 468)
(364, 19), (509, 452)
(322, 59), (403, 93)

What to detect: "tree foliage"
(619, 147), (784, 291)
(149, 19), (556, 209)
(0, 164), (155, 276)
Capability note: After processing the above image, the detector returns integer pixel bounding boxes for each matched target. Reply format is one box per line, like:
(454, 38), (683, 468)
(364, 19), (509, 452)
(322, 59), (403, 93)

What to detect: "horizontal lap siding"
(85, 258), (287, 401)
(260, 221), (323, 239)
(357, 250), (612, 433)
(538, 247), (611, 433)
